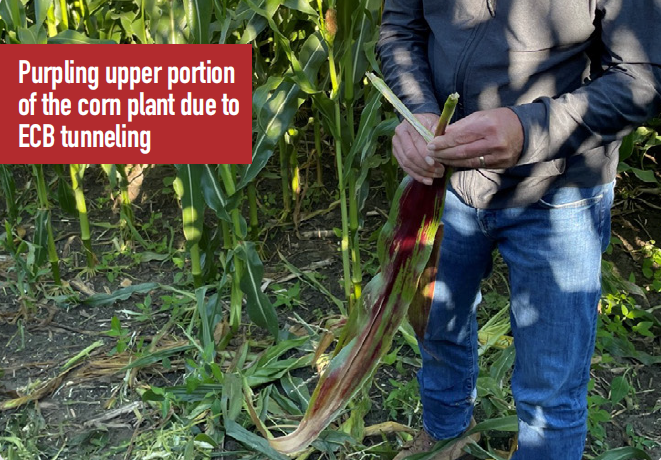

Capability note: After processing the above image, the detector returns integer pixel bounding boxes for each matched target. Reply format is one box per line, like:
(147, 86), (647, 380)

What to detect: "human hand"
(426, 108), (524, 169)
(392, 113), (445, 185)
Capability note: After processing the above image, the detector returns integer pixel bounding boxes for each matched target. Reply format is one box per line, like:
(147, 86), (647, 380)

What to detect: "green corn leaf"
(343, 87), (382, 181)
(0, 0), (26, 31)
(282, 0), (316, 16)
(234, 242), (279, 338)
(200, 164), (233, 222)
(244, 0), (317, 94)
(195, 287), (214, 358)
(593, 447), (651, 460)
(489, 345), (515, 384)
(609, 376), (630, 405)
(18, 24), (47, 43)
(47, 30), (117, 44)
(0, 165), (18, 224)
(221, 373), (243, 421)
(56, 173), (77, 216)
(253, 76), (285, 109)
(238, 0), (280, 44)
(82, 282), (159, 307)
(174, 164), (205, 245)
(33, 0), (51, 27)
(61, 340), (104, 371)
(225, 419), (289, 460)
(238, 33), (327, 190)
(343, 0), (381, 98)
(183, 0), (212, 44)
(467, 415), (519, 434)
(122, 344), (195, 370)
(144, 0), (187, 44)
(33, 210), (49, 268)
(280, 374), (310, 411)
(270, 386), (303, 415)
(246, 355), (313, 387)
(462, 442), (508, 460)
(250, 336), (310, 370)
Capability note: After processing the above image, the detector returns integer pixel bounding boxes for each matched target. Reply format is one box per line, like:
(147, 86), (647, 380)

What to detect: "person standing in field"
(377, 1), (661, 459)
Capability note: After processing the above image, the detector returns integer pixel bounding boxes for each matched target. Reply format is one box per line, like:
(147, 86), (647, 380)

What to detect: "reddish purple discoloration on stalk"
(269, 175), (448, 454)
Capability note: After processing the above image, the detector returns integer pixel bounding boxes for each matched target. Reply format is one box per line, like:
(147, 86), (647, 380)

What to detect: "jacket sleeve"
(509, 0), (661, 166)
(376, 0), (440, 115)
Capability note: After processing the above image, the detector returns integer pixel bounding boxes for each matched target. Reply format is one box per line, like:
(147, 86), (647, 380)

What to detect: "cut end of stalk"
(433, 92), (460, 137)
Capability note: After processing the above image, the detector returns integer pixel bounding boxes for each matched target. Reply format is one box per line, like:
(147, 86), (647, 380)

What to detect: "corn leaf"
(366, 72), (434, 142)
(0, 0), (26, 31)
(200, 164), (234, 222)
(33, 210), (49, 268)
(82, 282), (159, 307)
(18, 24), (47, 43)
(367, 72), (458, 338)
(235, 242), (279, 338)
(47, 30), (117, 44)
(593, 447), (651, 460)
(0, 165), (17, 224)
(174, 164), (205, 245)
(225, 419), (289, 460)
(238, 33), (327, 190)
(183, 0), (212, 44)
(32, 0), (51, 28)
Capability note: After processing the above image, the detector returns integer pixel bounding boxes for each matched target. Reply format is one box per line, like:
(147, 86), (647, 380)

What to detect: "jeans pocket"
(535, 185), (606, 210)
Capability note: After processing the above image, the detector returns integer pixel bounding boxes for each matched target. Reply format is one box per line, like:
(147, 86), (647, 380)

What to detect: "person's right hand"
(392, 113), (445, 185)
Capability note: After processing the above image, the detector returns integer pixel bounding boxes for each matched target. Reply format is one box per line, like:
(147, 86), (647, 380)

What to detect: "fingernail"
(424, 156), (435, 166)
(423, 178), (433, 185)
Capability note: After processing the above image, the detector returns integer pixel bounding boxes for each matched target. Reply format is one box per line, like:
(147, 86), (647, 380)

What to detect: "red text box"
(0, 44), (252, 164)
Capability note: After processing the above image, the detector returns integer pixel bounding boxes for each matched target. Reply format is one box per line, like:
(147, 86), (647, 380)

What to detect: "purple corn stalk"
(269, 79), (457, 455)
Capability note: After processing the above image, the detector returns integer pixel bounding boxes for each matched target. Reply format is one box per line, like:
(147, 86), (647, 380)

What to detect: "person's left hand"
(426, 107), (524, 169)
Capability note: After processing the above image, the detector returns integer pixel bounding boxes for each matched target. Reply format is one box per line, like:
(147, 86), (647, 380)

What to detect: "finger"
(398, 128), (447, 176)
(427, 120), (485, 152)
(395, 131), (437, 178)
(393, 139), (444, 185)
(402, 127), (438, 173)
(428, 138), (493, 165)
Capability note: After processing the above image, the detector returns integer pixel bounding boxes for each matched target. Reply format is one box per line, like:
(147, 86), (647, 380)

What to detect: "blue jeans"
(418, 182), (614, 459)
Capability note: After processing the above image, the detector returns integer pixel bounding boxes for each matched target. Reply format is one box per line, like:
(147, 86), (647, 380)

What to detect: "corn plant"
(173, 164), (280, 344)
(100, 164), (139, 246)
(32, 165), (61, 285)
(270, 173), (449, 454)
(69, 164), (96, 270)
(270, 87), (459, 454)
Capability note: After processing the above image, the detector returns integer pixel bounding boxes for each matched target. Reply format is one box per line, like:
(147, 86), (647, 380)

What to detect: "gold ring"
(479, 156), (486, 168)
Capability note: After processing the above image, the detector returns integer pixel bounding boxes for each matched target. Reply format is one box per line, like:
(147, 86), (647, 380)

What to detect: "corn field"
(2, 1), (661, 460)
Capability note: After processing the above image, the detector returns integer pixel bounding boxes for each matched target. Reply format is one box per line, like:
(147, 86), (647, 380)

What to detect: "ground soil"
(1, 165), (660, 459)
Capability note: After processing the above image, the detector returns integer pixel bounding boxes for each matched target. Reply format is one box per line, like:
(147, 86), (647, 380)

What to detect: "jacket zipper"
(453, 3), (492, 119)
(452, 1), (493, 207)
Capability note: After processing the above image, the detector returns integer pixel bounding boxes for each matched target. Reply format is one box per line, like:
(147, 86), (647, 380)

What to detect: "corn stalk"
(269, 87), (458, 454)
(69, 164), (96, 269)
(32, 165), (61, 285)
(174, 165), (205, 288)
(0, 165), (18, 226)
